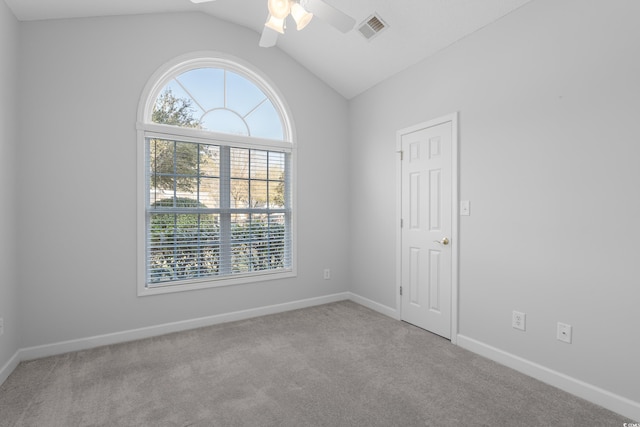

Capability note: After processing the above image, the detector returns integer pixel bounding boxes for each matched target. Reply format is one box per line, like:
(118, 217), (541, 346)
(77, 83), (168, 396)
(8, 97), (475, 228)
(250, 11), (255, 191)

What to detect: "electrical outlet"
(0, 317), (4, 336)
(323, 268), (331, 280)
(512, 311), (526, 331)
(557, 322), (572, 343)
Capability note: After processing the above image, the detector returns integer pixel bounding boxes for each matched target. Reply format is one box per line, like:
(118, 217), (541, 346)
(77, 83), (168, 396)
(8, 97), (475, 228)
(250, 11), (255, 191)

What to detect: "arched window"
(137, 53), (295, 295)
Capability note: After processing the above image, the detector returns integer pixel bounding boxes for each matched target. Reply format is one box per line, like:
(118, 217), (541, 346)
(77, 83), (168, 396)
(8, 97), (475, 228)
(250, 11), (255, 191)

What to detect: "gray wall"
(0, 0), (19, 371)
(349, 0), (640, 404)
(16, 12), (350, 347)
(5, 0), (640, 415)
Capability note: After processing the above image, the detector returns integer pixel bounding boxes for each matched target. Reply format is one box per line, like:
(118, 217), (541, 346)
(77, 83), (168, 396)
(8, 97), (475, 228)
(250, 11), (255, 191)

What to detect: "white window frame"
(136, 52), (296, 296)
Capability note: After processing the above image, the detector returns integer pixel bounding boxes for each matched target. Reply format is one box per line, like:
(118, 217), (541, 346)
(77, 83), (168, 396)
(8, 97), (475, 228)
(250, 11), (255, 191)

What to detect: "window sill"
(137, 269), (296, 297)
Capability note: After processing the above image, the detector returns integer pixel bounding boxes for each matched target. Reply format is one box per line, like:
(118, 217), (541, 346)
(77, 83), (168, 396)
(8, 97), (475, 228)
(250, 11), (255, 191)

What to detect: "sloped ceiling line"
(4, 0), (533, 98)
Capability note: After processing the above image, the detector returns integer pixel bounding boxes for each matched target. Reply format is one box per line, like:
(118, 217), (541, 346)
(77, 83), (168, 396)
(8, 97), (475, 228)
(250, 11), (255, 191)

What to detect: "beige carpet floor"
(0, 301), (630, 426)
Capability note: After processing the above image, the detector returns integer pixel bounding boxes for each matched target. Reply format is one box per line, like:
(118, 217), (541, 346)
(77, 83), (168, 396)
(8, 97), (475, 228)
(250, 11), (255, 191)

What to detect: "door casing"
(395, 112), (459, 344)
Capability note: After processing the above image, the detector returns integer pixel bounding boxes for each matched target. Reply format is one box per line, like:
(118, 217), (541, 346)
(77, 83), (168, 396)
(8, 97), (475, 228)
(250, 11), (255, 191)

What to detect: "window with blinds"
(146, 139), (291, 285)
(138, 57), (295, 294)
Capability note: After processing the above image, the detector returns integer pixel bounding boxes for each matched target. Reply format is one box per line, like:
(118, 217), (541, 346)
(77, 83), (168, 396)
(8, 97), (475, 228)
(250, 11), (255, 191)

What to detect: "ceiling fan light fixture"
(265, 14), (286, 34)
(291, 2), (313, 31)
(267, 0), (291, 19)
(259, 0), (354, 48)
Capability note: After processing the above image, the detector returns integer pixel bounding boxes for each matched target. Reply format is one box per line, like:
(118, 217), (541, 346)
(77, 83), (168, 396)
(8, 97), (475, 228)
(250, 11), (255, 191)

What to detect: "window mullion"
(197, 144), (202, 278)
(172, 141), (178, 281)
(220, 146), (232, 275)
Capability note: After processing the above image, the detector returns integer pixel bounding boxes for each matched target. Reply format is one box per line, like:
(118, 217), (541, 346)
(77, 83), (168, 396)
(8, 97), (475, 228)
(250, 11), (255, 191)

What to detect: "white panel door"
(400, 121), (452, 339)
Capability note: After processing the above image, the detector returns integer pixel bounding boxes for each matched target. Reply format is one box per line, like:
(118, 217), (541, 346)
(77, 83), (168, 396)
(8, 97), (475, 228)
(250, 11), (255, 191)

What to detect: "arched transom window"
(154, 67), (284, 140)
(137, 54), (295, 296)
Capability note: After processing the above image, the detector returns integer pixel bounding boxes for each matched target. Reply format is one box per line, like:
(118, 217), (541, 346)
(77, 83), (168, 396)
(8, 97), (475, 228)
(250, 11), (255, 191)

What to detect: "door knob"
(434, 237), (450, 245)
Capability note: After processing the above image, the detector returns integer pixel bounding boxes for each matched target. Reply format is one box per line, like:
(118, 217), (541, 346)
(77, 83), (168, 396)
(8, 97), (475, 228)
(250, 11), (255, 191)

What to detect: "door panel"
(400, 121), (452, 339)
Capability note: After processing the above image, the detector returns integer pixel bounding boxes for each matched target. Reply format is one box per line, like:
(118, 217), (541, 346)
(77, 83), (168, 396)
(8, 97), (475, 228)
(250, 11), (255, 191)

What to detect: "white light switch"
(460, 200), (470, 216)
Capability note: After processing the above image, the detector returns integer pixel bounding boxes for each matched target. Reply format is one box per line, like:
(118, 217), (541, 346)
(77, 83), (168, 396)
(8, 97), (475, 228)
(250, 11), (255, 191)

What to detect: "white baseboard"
(347, 292), (399, 319)
(19, 292), (351, 362)
(457, 334), (640, 422)
(0, 350), (21, 386)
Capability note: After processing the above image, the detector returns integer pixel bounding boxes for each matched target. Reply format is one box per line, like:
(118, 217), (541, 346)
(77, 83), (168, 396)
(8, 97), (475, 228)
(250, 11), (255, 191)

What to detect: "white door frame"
(395, 112), (459, 344)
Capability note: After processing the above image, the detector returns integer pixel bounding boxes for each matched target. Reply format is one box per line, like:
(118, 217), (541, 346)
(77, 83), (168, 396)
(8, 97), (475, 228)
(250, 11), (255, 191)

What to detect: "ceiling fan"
(190, 0), (356, 48)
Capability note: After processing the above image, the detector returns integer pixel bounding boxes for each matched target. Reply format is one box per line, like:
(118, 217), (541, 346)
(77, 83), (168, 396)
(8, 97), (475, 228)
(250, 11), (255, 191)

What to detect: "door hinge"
(397, 150), (404, 161)
(400, 218), (404, 228)
(400, 286), (403, 296)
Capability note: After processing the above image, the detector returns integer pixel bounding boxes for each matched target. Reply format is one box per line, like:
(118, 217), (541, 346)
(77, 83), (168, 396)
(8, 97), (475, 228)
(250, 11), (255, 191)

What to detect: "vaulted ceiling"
(5, 0), (533, 98)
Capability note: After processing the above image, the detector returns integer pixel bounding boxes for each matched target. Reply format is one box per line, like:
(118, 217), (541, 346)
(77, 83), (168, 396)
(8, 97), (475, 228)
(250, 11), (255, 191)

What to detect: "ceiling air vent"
(358, 14), (388, 40)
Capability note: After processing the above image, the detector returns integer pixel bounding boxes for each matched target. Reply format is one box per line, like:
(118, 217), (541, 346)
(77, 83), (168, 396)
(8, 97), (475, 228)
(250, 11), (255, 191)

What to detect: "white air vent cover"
(358, 14), (388, 40)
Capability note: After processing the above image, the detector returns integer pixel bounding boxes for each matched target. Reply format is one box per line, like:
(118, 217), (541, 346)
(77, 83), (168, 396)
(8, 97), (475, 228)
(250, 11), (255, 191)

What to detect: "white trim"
(450, 113), (459, 345)
(396, 112), (459, 344)
(347, 292), (399, 320)
(139, 124), (293, 152)
(457, 334), (640, 422)
(395, 126), (403, 323)
(0, 350), (21, 386)
(19, 293), (350, 362)
(138, 270), (296, 296)
(136, 124), (147, 296)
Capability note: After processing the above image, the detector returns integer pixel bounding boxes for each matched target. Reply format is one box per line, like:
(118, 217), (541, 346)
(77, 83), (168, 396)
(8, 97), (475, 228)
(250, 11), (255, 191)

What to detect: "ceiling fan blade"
(303, 0), (355, 33)
(259, 26), (279, 48)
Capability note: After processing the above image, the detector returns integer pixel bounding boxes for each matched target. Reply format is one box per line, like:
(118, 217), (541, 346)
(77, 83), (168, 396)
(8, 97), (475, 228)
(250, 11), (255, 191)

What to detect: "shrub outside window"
(137, 55), (295, 295)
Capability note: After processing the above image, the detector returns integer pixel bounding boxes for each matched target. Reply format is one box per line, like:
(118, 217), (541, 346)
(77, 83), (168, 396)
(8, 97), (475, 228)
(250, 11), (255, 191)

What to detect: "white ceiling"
(5, 0), (533, 99)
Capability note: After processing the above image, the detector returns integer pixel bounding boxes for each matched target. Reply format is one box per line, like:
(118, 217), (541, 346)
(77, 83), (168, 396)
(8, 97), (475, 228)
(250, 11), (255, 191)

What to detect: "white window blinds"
(146, 138), (291, 286)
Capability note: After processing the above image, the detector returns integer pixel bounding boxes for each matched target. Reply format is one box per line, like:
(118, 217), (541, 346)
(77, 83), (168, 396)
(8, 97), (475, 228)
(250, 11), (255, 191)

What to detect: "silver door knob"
(434, 237), (450, 245)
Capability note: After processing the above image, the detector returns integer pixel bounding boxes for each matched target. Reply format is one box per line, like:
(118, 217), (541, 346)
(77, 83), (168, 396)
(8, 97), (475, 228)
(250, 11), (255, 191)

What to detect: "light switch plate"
(460, 200), (470, 216)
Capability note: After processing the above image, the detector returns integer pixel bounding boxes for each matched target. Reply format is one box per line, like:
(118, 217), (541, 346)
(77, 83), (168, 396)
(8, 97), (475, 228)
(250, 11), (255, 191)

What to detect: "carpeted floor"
(0, 301), (630, 426)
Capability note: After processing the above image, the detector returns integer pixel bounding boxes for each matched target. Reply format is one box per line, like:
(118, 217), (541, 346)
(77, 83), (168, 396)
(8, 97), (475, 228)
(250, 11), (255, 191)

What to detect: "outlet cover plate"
(512, 311), (526, 331)
(557, 322), (572, 343)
